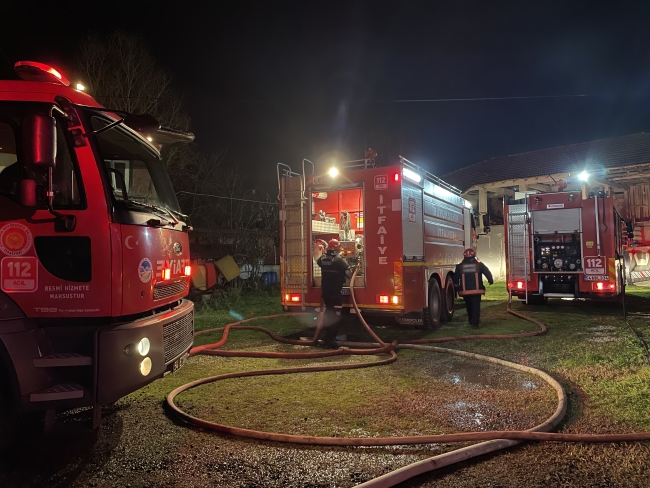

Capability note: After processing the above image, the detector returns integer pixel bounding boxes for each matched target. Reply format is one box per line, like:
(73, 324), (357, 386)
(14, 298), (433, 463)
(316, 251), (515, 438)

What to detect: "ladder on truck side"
(277, 163), (309, 310)
(507, 202), (530, 304)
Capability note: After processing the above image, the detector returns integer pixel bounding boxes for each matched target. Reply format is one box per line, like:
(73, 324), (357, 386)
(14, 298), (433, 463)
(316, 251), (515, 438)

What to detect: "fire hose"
(166, 267), (650, 487)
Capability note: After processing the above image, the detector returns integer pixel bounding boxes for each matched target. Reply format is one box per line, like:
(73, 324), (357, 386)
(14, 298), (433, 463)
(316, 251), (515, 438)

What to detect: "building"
(442, 132), (650, 279)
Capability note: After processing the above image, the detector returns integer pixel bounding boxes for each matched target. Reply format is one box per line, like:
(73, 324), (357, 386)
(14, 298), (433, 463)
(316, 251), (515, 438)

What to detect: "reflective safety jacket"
(453, 257), (493, 296)
(317, 252), (349, 298)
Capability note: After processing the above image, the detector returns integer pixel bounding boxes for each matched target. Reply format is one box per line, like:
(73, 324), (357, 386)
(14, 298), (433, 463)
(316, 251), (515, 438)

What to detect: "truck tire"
(425, 279), (442, 329)
(0, 365), (16, 447)
(441, 274), (455, 322)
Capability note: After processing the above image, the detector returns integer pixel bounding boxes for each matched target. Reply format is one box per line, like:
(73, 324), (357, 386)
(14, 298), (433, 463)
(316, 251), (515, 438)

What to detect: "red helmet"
(327, 239), (341, 251)
(463, 248), (476, 258)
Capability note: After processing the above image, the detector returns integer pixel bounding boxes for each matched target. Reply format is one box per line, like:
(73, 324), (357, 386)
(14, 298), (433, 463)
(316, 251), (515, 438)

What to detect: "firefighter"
(453, 249), (493, 328)
(315, 239), (352, 347)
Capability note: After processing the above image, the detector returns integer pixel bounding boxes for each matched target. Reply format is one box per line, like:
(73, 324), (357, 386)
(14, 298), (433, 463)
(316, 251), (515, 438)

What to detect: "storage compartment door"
(402, 182), (424, 259)
(532, 208), (582, 234)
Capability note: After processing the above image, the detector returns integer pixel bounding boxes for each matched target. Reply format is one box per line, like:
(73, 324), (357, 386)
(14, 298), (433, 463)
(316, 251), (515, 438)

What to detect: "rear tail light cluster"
(284, 293), (301, 303)
(507, 281), (525, 290)
(376, 295), (400, 305)
(594, 281), (615, 292)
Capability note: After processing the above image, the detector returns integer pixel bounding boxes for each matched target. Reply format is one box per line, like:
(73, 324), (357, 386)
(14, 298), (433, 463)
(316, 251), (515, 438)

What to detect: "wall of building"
(476, 230), (507, 281)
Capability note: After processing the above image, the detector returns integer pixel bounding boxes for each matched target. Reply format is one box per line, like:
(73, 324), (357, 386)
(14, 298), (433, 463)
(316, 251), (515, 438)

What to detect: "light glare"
(140, 357), (152, 376)
(75, 83), (85, 91)
(403, 168), (422, 183)
(328, 167), (339, 177)
(137, 337), (151, 356)
(578, 171), (589, 182)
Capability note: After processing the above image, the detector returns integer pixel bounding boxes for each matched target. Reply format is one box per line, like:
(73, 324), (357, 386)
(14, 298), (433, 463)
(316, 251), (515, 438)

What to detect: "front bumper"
(97, 299), (194, 404)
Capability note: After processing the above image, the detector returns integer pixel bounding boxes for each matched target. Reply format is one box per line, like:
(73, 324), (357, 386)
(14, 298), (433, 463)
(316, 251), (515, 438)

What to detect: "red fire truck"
(0, 62), (194, 427)
(277, 154), (475, 327)
(504, 189), (625, 302)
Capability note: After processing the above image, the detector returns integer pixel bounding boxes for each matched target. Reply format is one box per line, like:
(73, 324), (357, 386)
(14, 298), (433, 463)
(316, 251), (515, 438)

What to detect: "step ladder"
(507, 202), (530, 303)
(278, 164), (307, 310)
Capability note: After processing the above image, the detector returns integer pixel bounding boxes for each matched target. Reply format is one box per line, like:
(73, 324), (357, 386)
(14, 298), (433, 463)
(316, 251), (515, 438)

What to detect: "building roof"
(441, 132), (650, 192)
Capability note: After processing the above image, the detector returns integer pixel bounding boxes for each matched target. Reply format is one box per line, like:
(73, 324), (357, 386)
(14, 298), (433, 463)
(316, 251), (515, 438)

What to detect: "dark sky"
(4, 1), (650, 193)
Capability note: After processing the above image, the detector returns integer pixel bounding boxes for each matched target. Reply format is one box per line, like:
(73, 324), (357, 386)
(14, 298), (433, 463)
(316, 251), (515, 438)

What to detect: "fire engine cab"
(278, 153), (475, 327)
(0, 62), (194, 427)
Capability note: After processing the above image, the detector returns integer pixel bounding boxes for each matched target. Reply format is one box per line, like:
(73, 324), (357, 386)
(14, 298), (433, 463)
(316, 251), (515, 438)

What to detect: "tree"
(77, 31), (194, 189)
(76, 31), (278, 277)
(77, 31), (190, 132)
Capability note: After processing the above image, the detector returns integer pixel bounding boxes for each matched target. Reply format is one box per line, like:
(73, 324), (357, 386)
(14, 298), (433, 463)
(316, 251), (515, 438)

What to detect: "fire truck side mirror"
(22, 112), (56, 168)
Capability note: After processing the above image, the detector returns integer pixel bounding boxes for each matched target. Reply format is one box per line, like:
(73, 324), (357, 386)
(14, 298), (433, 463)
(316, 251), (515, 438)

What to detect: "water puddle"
(440, 400), (487, 429)
(437, 358), (539, 391)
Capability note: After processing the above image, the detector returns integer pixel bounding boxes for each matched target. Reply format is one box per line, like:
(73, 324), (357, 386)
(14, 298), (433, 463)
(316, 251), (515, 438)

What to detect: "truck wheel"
(441, 274), (455, 322)
(425, 279), (442, 329)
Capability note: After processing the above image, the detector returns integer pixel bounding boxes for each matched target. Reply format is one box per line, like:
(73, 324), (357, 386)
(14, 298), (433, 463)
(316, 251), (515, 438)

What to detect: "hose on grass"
(166, 268), (650, 488)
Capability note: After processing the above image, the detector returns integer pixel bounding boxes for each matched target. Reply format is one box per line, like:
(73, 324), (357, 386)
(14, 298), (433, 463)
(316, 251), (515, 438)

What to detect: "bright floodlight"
(578, 171), (589, 181)
(403, 167), (422, 183)
(328, 167), (339, 177)
(75, 83), (85, 91)
(463, 200), (472, 209)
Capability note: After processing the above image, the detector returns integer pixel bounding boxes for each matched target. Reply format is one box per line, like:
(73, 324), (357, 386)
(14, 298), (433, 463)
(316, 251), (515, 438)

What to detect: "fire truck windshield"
(84, 111), (182, 215)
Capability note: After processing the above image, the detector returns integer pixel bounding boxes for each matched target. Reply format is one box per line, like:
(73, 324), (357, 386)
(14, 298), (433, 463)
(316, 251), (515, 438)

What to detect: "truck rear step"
(30, 384), (86, 402)
(33, 353), (92, 368)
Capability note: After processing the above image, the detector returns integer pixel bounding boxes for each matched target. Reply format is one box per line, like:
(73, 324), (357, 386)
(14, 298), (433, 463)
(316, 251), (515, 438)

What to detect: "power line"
(176, 190), (277, 205)
(199, 94), (591, 103)
(393, 94), (590, 102)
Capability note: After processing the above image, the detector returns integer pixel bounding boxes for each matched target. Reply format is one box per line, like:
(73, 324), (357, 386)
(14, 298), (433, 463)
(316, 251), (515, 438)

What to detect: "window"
(86, 113), (181, 213)
(0, 103), (82, 208)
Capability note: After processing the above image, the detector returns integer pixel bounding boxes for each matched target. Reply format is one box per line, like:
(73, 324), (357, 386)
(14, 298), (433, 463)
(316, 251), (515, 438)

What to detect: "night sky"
(4, 1), (650, 194)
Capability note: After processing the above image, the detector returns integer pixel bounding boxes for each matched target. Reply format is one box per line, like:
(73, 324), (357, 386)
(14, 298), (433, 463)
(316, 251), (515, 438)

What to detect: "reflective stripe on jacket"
(453, 258), (493, 296)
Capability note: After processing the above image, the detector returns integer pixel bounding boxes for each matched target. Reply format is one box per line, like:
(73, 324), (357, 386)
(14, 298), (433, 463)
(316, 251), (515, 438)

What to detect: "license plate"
(172, 353), (188, 372)
(584, 275), (609, 281)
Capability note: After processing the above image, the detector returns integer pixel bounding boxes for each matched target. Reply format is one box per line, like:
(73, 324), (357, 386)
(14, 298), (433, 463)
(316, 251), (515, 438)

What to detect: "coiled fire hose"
(166, 266), (650, 487)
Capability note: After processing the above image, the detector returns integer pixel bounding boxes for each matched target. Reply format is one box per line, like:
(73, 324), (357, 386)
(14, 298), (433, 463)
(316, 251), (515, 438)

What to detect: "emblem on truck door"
(0, 223), (33, 256)
(173, 242), (182, 255)
(138, 258), (153, 283)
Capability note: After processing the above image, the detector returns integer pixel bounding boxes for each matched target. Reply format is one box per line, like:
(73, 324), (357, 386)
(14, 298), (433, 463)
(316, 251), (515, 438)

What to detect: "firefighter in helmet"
(453, 249), (493, 328)
(315, 239), (352, 347)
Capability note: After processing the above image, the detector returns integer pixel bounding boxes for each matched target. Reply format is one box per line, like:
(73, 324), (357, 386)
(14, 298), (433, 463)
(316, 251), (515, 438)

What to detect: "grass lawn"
(153, 282), (650, 441)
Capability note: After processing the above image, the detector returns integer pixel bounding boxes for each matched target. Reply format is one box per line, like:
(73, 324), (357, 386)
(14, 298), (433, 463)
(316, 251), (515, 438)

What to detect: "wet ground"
(0, 350), (554, 488)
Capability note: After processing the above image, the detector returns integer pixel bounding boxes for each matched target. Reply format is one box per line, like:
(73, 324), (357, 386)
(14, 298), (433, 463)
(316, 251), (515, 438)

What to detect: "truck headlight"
(140, 357), (152, 376)
(137, 337), (151, 356)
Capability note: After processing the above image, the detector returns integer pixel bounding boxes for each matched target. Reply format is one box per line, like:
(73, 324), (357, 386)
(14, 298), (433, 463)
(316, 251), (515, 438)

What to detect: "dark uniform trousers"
(464, 295), (482, 328)
(322, 294), (343, 342)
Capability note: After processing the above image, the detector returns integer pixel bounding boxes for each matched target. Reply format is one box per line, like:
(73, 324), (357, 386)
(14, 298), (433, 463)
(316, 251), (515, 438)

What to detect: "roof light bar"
(14, 61), (71, 86)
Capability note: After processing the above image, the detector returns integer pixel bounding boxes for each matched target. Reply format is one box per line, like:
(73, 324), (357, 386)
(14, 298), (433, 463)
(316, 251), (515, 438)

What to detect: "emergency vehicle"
(277, 153), (475, 327)
(0, 62), (194, 426)
(505, 189), (625, 302)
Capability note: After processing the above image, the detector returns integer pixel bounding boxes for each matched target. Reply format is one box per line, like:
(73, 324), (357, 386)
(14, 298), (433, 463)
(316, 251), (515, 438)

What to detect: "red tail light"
(517, 281), (524, 289)
(595, 282), (615, 292)
(285, 293), (301, 303)
(377, 295), (400, 304)
(393, 172), (400, 182)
